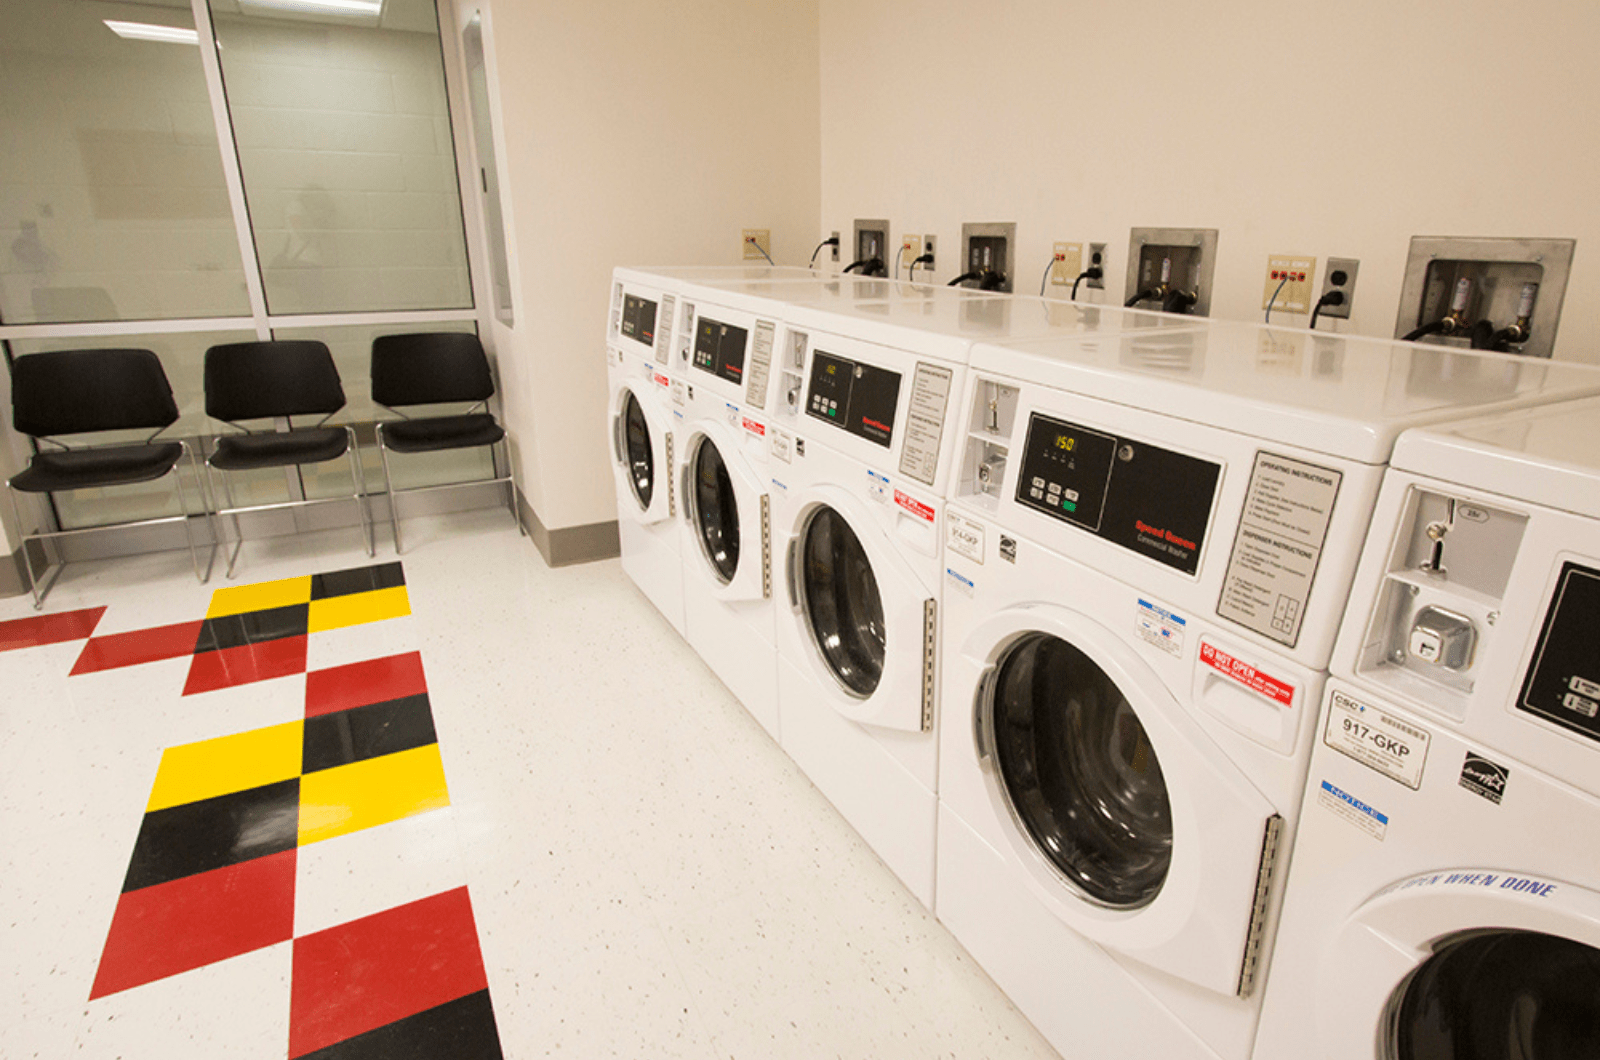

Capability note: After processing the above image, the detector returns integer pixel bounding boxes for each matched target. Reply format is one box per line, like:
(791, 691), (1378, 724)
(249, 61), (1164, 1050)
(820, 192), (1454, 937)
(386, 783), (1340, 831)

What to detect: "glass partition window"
(210, 0), (473, 315)
(0, 0), (252, 323)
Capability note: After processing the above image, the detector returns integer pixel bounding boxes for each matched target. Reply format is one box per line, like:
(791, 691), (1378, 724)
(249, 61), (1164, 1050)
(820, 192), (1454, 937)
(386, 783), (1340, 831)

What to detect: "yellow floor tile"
(306, 585), (411, 633)
(206, 575), (313, 619)
(146, 721), (305, 812)
(297, 742), (449, 846)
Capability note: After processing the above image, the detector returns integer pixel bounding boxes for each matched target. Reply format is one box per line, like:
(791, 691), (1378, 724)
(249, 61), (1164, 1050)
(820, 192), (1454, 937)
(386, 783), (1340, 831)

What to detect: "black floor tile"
(302, 694), (437, 774)
(298, 989), (503, 1060)
(194, 604), (310, 653)
(310, 562), (406, 601)
(122, 779), (300, 892)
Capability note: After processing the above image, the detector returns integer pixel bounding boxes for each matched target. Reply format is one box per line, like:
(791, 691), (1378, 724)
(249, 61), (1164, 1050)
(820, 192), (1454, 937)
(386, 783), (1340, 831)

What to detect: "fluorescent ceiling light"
(104, 20), (200, 45)
(237, 0), (384, 16)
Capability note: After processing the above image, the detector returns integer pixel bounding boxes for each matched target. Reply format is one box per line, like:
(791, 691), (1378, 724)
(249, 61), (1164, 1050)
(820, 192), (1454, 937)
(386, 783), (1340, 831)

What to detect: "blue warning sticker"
(1317, 779), (1388, 840)
(1135, 598), (1186, 657)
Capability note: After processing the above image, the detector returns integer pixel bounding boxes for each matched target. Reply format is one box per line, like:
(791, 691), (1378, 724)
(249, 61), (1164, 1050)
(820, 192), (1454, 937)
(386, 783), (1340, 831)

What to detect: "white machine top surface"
(628, 265), (827, 283)
(791, 294), (1198, 365)
(974, 321), (1600, 464)
(1391, 395), (1600, 518)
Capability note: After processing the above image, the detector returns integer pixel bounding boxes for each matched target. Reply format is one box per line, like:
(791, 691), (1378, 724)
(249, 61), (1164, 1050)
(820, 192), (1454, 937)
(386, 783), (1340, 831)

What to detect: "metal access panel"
(1126, 227), (1219, 316)
(1395, 236), (1575, 359)
(960, 221), (1017, 292)
(853, 219), (890, 271)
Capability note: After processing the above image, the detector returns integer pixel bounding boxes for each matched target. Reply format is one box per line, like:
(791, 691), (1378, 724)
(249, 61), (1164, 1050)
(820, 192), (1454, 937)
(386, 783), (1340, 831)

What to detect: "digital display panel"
(805, 350), (901, 448)
(620, 293), (656, 346)
(1016, 412), (1220, 575)
(691, 316), (748, 385)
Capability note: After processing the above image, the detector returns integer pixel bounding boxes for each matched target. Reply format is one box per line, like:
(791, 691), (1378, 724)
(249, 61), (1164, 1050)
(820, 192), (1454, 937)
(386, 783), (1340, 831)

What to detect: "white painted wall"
(818, 0), (1600, 364)
(467, 0), (822, 534)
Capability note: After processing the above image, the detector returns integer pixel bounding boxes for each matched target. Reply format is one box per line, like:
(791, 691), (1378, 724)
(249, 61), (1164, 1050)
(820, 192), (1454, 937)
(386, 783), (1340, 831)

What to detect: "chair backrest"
(370, 332), (495, 408)
(11, 348), (179, 438)
(205, 340), (345, 423)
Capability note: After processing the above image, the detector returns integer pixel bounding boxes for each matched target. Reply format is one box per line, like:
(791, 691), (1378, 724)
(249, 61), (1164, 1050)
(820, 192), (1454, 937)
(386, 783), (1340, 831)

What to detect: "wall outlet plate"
(922, 234), (936, 273)
(831, 230), (840, 261)
(1051, 242), (1083, 286)
(1318, 257), (1359, 320)
(742, 228), (771, 261)
(899, 233), (920, 275)
(1263, 254), (1316, 314)
(1087, 242), (1107, 289)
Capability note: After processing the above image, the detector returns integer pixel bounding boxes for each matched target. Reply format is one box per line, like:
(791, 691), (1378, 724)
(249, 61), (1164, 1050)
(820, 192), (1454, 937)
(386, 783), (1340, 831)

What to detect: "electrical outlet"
(1317, 257), (1360, 320)
(1051, 242), (1083, 286)
(1087, 243), (1107, 289)
(831, 230), (840, 261)
(742, 229), (771, 262)
(922, 234), (936, 273)
(900, 233), (920, 275)
(1263, 254), (1316, 315)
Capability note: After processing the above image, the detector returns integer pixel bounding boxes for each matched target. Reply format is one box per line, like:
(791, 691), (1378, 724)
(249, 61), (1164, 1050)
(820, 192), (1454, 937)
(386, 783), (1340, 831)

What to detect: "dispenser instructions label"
(1199, 642), (1293, 705)
(1324, 689), (1429, 789)
(1217, 452), (1342, 648)
(745, 319), (776, 411)
(947, 510), (985, 563)
(1317, 780), (1388, 841)
(897, 363), (954, 487)
(1136, 599), (1186, 657)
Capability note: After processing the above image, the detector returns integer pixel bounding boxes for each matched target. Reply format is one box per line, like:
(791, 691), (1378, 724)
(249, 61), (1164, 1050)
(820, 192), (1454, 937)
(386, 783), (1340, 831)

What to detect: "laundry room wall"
(817, 0), (1600, 364)
(461, 0), (822, 562)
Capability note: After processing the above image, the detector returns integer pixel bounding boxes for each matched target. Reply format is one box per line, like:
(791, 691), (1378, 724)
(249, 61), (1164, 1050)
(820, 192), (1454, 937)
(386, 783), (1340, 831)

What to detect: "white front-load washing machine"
(607, 268), (686, 633)
(1253, 393), (1600, 1060)
(936, 324), (1600, 1060)
(764, 298), (1196, 908)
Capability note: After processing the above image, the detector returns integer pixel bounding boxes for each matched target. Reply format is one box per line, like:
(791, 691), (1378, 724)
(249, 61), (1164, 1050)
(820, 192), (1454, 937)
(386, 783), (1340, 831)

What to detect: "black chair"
(203, 340), (373, 578)
(370, 332), (522, 553)
(6, 348), (212, 609)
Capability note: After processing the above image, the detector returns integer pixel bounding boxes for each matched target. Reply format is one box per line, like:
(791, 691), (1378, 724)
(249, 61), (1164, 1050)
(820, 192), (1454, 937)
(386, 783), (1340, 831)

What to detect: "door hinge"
(1237, 813), (1284, 998)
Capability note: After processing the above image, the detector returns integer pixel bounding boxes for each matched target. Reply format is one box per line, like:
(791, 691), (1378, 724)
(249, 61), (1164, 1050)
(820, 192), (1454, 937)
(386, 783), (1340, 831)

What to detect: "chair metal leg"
(7, 486), (44, 610)
(376, 426), (403, 555)
(345, 427), (374, 557)
(501, 437), (525, 537)
(210, 463), (247, 580)
(173, 442), (210, 585)
(193, 439), (221, 582)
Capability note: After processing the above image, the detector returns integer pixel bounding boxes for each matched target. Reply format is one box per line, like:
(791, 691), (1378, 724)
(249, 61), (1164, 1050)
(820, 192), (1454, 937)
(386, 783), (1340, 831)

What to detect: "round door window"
(691, 438), (739, 583)
(1385, 929), (1600, 1059)
(622, 391), (653, 510)
(799, 506), (884, 698)
(989, 633), (1173, 908)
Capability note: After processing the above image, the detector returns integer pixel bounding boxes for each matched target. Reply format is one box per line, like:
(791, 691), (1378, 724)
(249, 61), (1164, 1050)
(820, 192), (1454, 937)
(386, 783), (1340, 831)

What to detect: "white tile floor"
(0, 513), (1060, 1059)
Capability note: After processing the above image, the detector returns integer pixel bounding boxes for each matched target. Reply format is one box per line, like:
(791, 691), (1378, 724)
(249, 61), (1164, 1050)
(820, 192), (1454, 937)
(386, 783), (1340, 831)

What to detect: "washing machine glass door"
(990, 632), (1173, 909)
(690, 435), (740, 584)
(798, 505), (884, 697)
(621, 391), (656, 511)
(1385, 929), (1600, 1059)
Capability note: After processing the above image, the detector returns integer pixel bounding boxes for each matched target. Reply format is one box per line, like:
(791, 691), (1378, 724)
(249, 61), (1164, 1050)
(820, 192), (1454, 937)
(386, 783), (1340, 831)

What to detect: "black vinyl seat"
(203, 340), (374, 577)
(370, 332), (522, 553)
(6, 348), (212, 609)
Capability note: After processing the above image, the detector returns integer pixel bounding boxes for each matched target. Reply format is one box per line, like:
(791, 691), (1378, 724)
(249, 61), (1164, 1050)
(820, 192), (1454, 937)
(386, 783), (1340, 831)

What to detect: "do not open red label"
(1200, 642), (1295, 707)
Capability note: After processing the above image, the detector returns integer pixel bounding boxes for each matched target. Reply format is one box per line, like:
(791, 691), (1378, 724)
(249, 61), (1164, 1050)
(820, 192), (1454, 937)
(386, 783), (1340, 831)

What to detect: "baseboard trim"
(518, 489), (619, 568)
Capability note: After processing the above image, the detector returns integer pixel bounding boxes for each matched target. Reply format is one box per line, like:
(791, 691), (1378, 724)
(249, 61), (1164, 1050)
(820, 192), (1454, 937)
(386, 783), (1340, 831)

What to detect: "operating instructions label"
(745, 319), (777, 412)
(897, 363), (954, 487)
(1217, 452), (1341, 648)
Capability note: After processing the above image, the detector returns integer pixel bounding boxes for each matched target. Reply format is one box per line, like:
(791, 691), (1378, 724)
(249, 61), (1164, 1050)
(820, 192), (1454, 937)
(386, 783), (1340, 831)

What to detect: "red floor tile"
(0, 606), (106, 653)
(288, 886), (487, 1058)
(71, 620), (204, 676)
(183, 635), (309, 696)
(304, 651), (428, 719)
(90, 848), (297, 999)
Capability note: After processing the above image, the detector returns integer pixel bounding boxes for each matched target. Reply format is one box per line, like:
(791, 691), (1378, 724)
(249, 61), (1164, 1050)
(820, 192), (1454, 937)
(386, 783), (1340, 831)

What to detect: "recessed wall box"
(1125, 227), (1218, 316)
(959, 221), (1016, 293)
(1395, 236), (1575, 359)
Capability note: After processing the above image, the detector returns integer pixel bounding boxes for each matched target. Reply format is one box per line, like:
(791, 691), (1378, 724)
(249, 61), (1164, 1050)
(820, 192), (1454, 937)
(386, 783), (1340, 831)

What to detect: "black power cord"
(1162, 289), (1198, 314)
(843, 257), (886, 277)
(1402, 320), (1447, 342)
(1125, 287), (1160, 308)
(907, 253), (934, 282)
(808, 236), (839, 268)
(1309, 290), (1344, 330)
(1070, 267), (1102, 301)
(947, 270), (983, 287)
